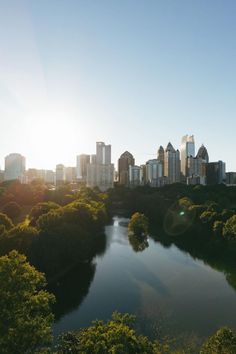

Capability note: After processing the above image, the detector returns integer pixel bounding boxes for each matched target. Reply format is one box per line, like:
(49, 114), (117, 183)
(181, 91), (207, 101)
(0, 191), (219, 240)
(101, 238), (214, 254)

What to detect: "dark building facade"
(206, 161), (226, 185)
(118, 151), (135, 186)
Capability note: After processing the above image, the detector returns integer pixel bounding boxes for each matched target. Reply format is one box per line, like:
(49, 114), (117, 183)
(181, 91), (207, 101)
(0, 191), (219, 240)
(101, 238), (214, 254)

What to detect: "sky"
(0, 0), (236, 171)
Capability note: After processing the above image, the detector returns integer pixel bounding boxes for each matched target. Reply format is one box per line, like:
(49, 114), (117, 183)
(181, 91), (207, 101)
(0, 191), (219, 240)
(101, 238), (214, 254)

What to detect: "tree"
(2, 201), (22, 219)
(0, 250), (55, 354)
(128, 212), (149, 237)
(0, 225), (39, 257)
(223, 215), (236, 240)
(213, 220), (224, 237)
(200, 327), (236, 354)
(29, 201), (60, 226)
(56, 312), (157, 354)
(200, 211), (218, 227)
(0, 213), (14, 230)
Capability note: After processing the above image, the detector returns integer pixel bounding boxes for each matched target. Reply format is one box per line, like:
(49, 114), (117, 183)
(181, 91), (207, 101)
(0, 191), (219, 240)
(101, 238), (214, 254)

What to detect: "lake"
(53, 216), (236, 346)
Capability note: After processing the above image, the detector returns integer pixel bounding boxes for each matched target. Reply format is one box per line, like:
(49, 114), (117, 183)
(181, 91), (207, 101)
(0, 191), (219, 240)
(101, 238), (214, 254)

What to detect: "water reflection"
(48, 262), (96, 321)
(128, 233), (149, 253)
(52, 217), (236, 343)
(151, 228), (236, 294)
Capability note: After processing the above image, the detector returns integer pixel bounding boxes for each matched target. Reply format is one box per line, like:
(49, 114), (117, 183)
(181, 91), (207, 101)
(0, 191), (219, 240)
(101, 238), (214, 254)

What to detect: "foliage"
(29, 201), (60, 226)
(56, 312), (157, 354)
(200, 327), (236, 354)
(200, 211), (218, 227)
(31, 199), (107, 276)
(0, 212), (14, 230)
(213, 220), (224, 237)
(128, 232), (149, 252)
(223, 215), (236, 240)
(128, 212), (149, 237)
(0, 225), (39, 257)
(0, 250), (55, 354)
(1, 201), (22, 219)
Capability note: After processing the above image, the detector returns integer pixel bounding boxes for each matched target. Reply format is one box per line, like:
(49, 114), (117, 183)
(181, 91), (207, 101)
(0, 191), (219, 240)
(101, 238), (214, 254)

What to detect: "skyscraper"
(118, 151), (135, 186)
(96, 142), (111, 164)
(186, 156), (206, 185)
(4, 153), (26, 182)
(180, 135), (195, 176)
(146, 159), (163, 187)
(87, 142), (114, 191)
(157, 146), (164, 172)
(76, 154), (90, 182)
(206, 161), (226, 185)
(164, 143), (180, 184)
(129, 165), (143, 187)
(56, 164), (66, 186)
(196, 144), (209, 163)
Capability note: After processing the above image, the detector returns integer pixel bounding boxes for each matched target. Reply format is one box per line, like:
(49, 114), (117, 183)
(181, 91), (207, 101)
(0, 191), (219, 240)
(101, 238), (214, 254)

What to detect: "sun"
(25, 109), (78, 169)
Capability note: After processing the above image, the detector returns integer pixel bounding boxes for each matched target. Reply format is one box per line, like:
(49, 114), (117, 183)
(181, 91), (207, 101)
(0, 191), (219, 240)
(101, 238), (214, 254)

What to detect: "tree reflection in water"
(128, 233), (149, 253)
(151, 227), (236, 294)
(48, 232), (107, 321)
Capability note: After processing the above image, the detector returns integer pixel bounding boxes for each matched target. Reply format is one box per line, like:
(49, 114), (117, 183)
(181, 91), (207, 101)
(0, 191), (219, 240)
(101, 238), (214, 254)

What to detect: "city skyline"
(0, 135), (231, 172)
(0, 1), (236, 170)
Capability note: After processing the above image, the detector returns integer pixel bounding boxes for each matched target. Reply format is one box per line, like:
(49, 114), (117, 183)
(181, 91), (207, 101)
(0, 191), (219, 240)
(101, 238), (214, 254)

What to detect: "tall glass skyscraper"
(180, 135), (195, 176)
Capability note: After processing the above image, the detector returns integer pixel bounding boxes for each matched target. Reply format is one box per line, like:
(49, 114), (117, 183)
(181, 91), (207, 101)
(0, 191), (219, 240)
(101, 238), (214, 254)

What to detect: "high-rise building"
(180, 135), (195, 176)
(56, 164), (66, 186)
(96, 142), (111, 164)
(118, 151), (135, 186)
(157, 146), (164, 172)
(44, 170), (55, 184)
(65, 167), (76, 183)
(146, 159), (163, 187)
(87, 142), (114, 191)
(196, 144), (209, 163)
(4, 153), (26, 182)
(226, 172), (236, 185)
(129, 165), (143, 187)
(186, 156), (206, 185)
(76, 154), (90, 182)
(164, 143), (180, 184)
(206, 161), (226, 185)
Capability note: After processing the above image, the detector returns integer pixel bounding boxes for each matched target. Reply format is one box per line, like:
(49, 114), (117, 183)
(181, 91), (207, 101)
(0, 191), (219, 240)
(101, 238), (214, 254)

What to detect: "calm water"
(53, 217), (236, 343)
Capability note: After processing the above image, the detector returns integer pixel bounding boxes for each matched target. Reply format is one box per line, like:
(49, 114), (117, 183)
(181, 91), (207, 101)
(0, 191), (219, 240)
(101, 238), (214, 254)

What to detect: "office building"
(87, 142), (114, 191)
(4, 153), (26, 182)
(180, 135), (195, 176)
(196, 144), (209, 163)
(186, 156), (206, 185)
(146, 159), (163, 187)
(129, 165), (143, 187)
(206, 161), (226, 185)
(164, 143), (181, 184)
(96, 142), (111, 164)
(226, 172), (236, 185)
(118, 151), (135, 186)
(56, 164), (66, 186)
(76, 154), (90, 182)
(65, 167), (76, 183)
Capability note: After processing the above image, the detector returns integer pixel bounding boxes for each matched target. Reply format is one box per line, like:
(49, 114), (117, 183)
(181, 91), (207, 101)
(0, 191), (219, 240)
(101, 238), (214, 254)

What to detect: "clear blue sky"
(0, 0), (235, 170)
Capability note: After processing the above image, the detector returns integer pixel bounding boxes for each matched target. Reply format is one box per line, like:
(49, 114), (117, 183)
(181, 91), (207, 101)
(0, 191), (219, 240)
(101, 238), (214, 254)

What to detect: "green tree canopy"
(200, 327), (236, 354)
(29, 201), (61, 226)
(223, 215), (236, 240)
(0, 250), (55, 354)
(128, 212), (149, 237)
(56, 312), (157, 354)
(0, 213), (14, 231)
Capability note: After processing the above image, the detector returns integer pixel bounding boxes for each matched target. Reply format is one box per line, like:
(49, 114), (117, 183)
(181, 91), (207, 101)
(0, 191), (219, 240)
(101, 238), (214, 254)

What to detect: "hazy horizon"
(0, 0), (236, 171)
